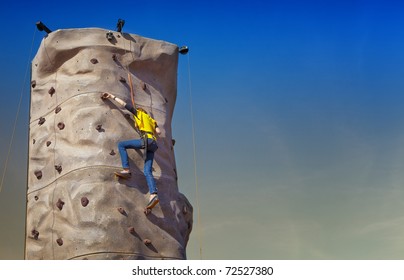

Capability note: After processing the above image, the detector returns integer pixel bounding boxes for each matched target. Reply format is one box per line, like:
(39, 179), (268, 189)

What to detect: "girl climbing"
(101, 92), (161, 211)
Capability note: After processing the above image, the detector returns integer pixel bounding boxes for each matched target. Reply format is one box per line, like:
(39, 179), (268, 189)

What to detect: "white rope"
(0, 27), (37, 193)
(186, 53), (203, 259)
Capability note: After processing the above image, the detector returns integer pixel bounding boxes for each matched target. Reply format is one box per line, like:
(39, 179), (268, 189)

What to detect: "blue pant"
(117, 138), (158, 194)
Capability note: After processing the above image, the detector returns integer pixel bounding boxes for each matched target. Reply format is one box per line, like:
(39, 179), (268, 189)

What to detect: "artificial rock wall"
(26, 28), (192, 259)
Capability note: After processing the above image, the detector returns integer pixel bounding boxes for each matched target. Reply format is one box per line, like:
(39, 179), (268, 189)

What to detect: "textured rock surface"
(26, 28), (192, 259)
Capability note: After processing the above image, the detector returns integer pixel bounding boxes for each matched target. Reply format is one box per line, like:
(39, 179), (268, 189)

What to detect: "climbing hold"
(143, 239), (152, 245)
(34, 196), (39, 201)
(31, 229), (39, 240)
(48, 87), (55, 97)
(33, 139), (36, 144)
(31, 80), (36, 88)
(81, 197), (89, 207)
(38, 117), (46, 126)
(55, 165), (62, 174)
(172, 139), (176, 146)
(34, 170), (42, 180)
(110, 149), (116, 156)
(57, 122), (65, 130)
(117, 207), (127, 216)
(46, 141), (51, 147)
(55, 106), (61, 114)
(119, 76), (126, 83)
(56, 238), (63, 246)
(142, 83), (147, 90)
(90, 58), (98, 64)
(56, 199), (64, 210)
(182, 206), (188, 215)
(112, 53), (118, 61)
(106, 31), (114, 41)
(164, 97), (168, 103)
(95, 124), (104, 132)
(128, 227), (136, 234)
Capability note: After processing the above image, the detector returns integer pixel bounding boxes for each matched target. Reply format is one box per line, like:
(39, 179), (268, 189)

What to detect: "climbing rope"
(123, 37), (143, 140)
(120, 36), (136, 109)
(0, 26), (37, 194)
(124, 38), (154, 116)
(186, 53), (203, 259)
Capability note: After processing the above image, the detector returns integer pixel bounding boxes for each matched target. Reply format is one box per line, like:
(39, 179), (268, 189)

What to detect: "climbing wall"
(26, 28), (193, 259)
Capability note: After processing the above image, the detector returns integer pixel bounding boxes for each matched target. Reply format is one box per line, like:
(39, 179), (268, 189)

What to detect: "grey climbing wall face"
(26, 28), (192, 260)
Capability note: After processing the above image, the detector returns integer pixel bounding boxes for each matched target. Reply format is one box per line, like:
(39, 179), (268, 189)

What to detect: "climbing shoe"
(114, 170), (131, 178)
(146, 195), (160, 209)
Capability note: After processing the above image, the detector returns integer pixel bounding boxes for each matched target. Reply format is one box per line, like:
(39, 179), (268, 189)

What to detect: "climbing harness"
(0, 26), (37, 194)
(142, 134), (148, 160)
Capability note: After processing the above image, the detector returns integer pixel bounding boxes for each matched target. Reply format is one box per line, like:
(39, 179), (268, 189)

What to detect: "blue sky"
(2, 0), (404, 259)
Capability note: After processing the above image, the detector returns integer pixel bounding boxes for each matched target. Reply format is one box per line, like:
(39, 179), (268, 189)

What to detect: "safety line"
(122, 34), (136, 108)
(0, 27), (37, 194)
(125, 36), (152, 116)
(186, 53), (203, 259)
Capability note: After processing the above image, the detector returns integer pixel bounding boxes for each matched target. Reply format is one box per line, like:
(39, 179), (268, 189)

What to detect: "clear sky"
(1, 0), (404, 260)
